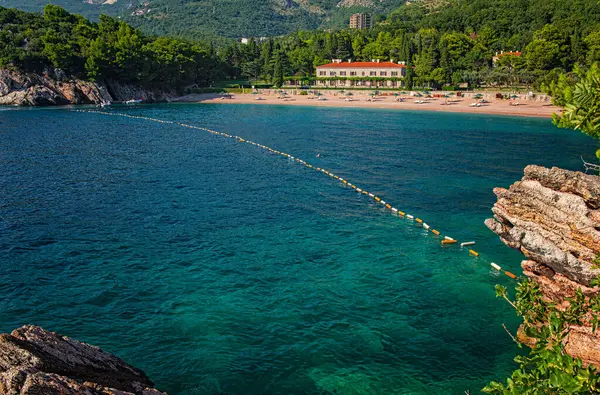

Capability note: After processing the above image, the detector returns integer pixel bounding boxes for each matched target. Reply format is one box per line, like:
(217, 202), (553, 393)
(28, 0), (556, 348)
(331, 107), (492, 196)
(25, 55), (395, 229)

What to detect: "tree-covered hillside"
(0, 0), (121, 21)
(0, 0), (406, 38)
(0, 5), (226, 89)
(219, 0), (600, 89)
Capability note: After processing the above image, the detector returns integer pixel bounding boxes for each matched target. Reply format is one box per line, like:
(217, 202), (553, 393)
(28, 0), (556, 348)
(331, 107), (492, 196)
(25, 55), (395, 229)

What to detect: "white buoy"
(491, 263), (501, 271)
(444, 236), (454, 241)
(407, 215), (414, 220)
(423, 224), (430, 230)
(461, 241), (476, 247)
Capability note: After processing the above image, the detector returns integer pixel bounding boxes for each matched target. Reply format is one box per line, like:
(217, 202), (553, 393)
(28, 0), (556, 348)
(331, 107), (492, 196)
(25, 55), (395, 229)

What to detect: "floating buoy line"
(74, 109), (517, 281)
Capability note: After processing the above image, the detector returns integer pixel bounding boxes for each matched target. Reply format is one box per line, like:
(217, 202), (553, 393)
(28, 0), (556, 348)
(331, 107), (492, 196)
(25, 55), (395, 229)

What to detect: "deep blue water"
(0, 104), (596, 394)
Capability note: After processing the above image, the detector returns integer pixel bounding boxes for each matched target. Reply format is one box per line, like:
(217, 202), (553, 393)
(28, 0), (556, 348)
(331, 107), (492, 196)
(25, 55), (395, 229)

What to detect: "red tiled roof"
(317, 61), (406, 68)
(497, 51), (521, 57)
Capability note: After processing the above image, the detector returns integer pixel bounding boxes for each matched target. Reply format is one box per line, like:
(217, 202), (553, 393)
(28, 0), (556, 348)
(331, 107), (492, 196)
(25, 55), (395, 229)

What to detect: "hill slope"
(0, 0), (406, 38)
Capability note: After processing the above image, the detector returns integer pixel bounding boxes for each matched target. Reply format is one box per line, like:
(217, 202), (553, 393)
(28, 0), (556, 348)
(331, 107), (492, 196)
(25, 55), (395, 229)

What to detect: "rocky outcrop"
(486, 165), (600, 365)
(0, 68), (173, 106)
(0, 325), (166, 394)
(486, 165), (600, 286)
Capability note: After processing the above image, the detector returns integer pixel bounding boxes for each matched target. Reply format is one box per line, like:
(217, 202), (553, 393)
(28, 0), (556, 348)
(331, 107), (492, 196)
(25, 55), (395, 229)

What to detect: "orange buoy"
(431, 229), (440, 236)
(398, 211), (406, 216)
(504, 271), (517, 279)
(415, 218), (423, 223)
(441, 239), (457, 245)
(469, 250), (479, 257)
(385, 204), (392, 209)
(375, 197), (381, 202)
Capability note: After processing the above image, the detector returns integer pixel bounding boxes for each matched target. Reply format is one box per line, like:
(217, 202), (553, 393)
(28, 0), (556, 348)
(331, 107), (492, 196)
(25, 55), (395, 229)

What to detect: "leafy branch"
(485, 278), (600, 393)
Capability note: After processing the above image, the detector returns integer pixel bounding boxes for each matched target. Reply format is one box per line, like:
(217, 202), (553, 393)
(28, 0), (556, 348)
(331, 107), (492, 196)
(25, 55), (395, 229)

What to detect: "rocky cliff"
(486, 165), (600, 366)
(0, 68), (173, 106)
(0, 325), (166, 394)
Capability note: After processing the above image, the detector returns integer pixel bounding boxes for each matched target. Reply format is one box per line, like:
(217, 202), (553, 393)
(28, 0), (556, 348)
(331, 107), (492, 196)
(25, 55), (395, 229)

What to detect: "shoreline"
(172, 93), (560, 119)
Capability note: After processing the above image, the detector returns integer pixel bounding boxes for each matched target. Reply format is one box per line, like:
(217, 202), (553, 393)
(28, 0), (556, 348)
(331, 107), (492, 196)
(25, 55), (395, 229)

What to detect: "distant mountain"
(0, 0), (406, 38)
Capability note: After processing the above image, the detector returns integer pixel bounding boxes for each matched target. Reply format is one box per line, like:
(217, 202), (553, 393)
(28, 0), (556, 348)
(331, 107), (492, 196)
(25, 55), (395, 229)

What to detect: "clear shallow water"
(0, 104), (595, 394)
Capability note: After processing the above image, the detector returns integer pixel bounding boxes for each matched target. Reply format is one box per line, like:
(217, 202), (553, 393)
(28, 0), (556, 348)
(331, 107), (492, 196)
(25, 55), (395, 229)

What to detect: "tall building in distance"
(349, 13), (372, 29)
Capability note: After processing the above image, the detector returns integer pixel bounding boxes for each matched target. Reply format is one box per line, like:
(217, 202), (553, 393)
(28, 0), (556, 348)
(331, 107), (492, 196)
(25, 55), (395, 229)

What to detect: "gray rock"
(0, 69), (174, 106)
(0, 326), (166, 394)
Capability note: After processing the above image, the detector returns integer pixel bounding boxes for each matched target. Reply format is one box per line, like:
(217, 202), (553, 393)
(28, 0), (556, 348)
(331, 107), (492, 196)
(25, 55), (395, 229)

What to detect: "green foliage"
(0, 6), (226, 90)
(546, 64), (600, 159)
(5, 0), (600, 92)
(210, 0), (600, 90)
(0, 0), (407, 39)
(485, 279), (600, 393)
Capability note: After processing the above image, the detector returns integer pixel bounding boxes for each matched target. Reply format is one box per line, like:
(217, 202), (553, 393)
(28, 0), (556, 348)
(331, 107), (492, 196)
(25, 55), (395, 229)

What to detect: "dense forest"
(0, 5), (225, 89)
(3, 0), (600, 91)
(0, 0), (406, 38)
(220, 0), (600, 89)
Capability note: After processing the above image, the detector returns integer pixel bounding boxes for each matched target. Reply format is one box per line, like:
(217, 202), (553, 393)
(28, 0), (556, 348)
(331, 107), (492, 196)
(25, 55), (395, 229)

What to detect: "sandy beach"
(173, 92), (560, 118)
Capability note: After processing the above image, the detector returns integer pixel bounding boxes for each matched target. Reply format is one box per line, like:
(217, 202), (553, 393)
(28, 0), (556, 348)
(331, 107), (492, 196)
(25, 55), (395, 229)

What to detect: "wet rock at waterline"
(0, 325), (166, 394)
(0, 68), (173, 106)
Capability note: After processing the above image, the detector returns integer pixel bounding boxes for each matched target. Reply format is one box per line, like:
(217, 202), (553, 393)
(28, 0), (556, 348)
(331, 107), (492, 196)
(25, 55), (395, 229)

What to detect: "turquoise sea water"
(0, 104), (595, 394)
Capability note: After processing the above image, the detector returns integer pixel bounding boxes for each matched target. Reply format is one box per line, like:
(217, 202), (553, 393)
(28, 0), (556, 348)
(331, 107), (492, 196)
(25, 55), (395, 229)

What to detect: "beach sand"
(173, 92), (560, 118)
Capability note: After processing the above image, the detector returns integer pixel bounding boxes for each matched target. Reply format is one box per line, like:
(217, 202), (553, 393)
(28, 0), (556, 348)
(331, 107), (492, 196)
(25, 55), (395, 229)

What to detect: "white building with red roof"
(315, 59), (407, 88)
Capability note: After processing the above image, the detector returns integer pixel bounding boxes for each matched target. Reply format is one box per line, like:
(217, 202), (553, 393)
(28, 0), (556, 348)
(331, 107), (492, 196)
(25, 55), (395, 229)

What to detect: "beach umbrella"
(443, 94), (450, 98)
(400, 91), (408, 95)
(415, 92), (423, 97)
(510, 94), (519, 99)
(393, 93), (399, 97)
(474, 93), (483, 99)
(345, 92), (353, 96)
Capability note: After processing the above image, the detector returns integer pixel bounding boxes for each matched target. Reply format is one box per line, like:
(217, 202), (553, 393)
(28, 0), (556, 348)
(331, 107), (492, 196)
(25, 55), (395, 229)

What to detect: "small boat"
(125, 99), (143, 105)
(100, 100), (111, 108)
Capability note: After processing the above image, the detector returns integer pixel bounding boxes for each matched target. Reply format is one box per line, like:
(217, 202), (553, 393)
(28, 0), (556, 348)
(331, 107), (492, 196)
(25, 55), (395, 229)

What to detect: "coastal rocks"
(0, 325), (166, 394)
(0, 69), (108, 106)
(485, 165), (600, 286)
(486, 165), (600, 365)
(0, 68), (173, 106)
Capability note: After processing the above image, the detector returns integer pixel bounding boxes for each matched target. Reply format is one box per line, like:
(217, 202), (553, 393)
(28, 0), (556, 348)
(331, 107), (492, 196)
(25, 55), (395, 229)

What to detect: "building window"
(391, 71), (398, 76)
(362, 71), (366, 76)
(370, 71), (376, 76)
(340, 71), (346, 76)
(330, 71), (336, 76)
(350, 71), (356, 76)
(319, 71), (326, 76)
(380, 71), (387, 76)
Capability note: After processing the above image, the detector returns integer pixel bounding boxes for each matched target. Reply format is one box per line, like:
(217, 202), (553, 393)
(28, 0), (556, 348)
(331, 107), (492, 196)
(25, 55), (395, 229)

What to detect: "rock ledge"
(486, 165), (600, 365)
(0, 325), (166, 394)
